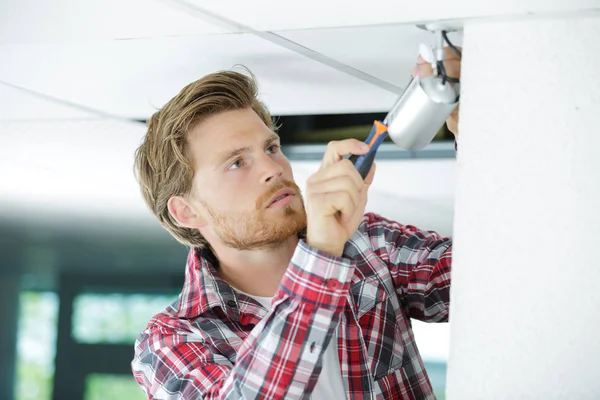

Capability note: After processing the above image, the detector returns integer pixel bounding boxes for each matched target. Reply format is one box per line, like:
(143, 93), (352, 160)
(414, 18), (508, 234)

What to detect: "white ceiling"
(0, 0), (228, 45)
(0, 34), (401, 119)
(0, 0), (469, 119)
(174, 0), (600, 31)
(0, 84), (97, 120)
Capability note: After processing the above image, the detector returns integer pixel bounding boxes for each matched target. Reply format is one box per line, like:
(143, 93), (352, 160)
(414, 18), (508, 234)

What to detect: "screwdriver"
(349, 120), (388, 179)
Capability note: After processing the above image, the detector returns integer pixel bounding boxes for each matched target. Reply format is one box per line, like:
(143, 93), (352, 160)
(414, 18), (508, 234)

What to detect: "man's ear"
(167, 196), (207, 229)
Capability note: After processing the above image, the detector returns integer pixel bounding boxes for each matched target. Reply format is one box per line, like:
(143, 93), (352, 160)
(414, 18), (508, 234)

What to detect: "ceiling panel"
(0, 119), (146, 215)
(187, 0), (600, 31)
(0, 35), (399, 120)
(278, 25), (463, 89)
(0, 0), (230, 45)
(0, 84), (97, 120)
(3, 0), (598, 46)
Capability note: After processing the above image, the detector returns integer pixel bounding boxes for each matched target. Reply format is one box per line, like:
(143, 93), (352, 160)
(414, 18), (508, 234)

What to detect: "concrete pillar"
(447, 15), (600, 399)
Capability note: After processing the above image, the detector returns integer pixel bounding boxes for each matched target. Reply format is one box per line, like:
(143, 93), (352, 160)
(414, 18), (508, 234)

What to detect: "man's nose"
(259, 154), (283, 183)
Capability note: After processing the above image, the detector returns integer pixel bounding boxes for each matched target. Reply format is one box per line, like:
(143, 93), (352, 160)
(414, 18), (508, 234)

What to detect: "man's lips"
(267, 188), (296, 208)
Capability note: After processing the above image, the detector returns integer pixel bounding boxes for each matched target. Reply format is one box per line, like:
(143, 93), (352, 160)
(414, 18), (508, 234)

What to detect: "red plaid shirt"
(132, 212), (452, 399)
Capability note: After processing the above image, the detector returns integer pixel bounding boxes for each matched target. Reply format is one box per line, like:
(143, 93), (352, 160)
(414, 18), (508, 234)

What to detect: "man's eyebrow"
(215, 133), (280, 167)
(265, 133), (280, 146)
(215, 146), (250, 167)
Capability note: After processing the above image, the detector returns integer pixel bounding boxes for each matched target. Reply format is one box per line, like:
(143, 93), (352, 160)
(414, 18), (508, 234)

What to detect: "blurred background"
(0, 1), (460, 399)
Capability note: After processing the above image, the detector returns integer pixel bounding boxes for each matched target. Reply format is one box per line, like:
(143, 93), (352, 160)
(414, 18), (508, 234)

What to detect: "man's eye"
(228, 159), (244, 170)
(266, 144), (280, 154)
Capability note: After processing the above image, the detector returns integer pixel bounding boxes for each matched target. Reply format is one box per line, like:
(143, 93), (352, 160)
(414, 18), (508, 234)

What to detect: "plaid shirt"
(132, 212), (452, 399)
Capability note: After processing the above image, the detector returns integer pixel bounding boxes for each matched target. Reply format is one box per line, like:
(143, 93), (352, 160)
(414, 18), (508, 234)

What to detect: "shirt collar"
(174, 229), (306, 323)
(174, 246), (239, 320)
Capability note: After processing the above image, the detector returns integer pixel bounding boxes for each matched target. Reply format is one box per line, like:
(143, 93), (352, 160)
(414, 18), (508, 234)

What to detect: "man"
(131, 49), (461, 399)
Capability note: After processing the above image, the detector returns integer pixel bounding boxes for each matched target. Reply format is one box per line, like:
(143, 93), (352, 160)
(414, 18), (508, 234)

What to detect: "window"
(14, 290), (178, 400)
(85, 374), (146, 400)
(71, 293), (177, 344)
(15, 292), (59, 400)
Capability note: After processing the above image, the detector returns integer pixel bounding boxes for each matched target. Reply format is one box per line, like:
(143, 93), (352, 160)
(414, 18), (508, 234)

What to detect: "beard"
(203, 179), (307, 251)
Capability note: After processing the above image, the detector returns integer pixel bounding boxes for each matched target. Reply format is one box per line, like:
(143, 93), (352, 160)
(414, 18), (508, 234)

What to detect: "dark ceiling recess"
(140, 112), (454, 145)
(275, 112), (384, 145)
(274, 112), (454, 145)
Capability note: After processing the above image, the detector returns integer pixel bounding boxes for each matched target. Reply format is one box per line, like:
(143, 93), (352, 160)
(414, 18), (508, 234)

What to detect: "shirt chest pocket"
(350, 274), (406, 380)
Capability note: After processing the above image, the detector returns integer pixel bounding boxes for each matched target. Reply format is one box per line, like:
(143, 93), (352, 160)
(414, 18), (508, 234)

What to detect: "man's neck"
(211, 235), (300, 297)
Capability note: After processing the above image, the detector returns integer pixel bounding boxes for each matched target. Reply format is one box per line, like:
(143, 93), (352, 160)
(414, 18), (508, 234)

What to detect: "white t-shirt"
(238, 291), (347, 400)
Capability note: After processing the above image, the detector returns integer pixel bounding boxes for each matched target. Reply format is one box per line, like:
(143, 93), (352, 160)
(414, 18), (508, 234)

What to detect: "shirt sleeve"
(131, 240), (354, 399)
(363, 212), (452, 322)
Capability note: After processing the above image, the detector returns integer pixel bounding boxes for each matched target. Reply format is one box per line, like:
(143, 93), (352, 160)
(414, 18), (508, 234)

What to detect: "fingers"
(413, 60), (461, 80)
(323, 191), (356, 222)
(307, 175), (360, 213)
(441, 58), (461, 78)
(412, 46), (462, 80)
(312, 159), (364, 192)
(445, 45), (463, 61)
(306, 188), (357, 224)
(306, 158), (370, 221)
(307, 140), (377, 227)
(321, 139), (369, 169)
(447, 105), (459, 136)
(412, 58), (433, 78)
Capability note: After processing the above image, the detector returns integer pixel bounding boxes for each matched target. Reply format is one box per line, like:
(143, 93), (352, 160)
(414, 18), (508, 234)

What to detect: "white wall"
(448, 15), (600, 399)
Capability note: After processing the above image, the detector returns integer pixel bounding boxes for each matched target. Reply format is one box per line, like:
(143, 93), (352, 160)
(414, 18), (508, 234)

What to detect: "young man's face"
(188, 108), (306, 250)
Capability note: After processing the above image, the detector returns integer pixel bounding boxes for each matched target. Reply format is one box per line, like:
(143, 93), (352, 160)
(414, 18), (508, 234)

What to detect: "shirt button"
(310, 342), (316, 353)
(327, 279), (340, 290)
(227, 300), (236, 308)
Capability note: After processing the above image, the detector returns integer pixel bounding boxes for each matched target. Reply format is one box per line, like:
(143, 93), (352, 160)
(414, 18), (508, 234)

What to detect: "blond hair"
(134, 69), (274, 247)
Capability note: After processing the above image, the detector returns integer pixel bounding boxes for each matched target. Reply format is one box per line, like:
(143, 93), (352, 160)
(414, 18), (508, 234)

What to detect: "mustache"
(256, 180), (301, 209)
